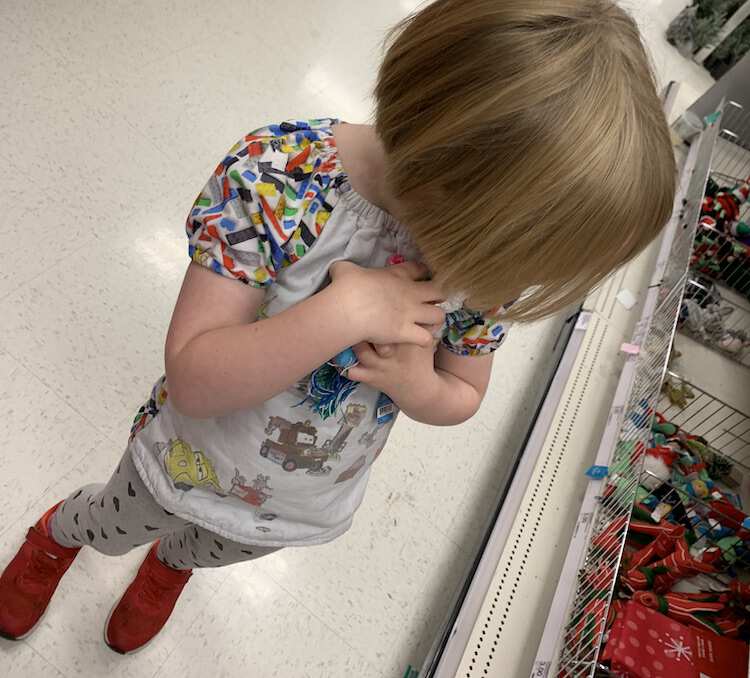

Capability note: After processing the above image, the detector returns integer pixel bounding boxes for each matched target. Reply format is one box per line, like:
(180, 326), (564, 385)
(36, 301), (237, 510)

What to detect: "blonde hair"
(374, 0), (676, 321)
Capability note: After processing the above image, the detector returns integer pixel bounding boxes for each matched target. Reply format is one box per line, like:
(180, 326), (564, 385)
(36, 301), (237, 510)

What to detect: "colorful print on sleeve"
(185, 118), (345, 287)
(441, 305), (509, 356)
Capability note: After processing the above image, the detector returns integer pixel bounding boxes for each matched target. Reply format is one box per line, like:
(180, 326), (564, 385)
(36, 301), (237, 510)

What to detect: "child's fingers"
(413, 302), (446, 328)
(373, 343), (394, 358)
(351, 342), (380, 367)
(413, 280), (446, 303)
(403, 325), (436, 348)
(346, 364), (373, 384)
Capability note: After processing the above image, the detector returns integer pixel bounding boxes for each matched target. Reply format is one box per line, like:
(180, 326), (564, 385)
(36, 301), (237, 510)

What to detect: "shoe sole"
(103, 589), (163, 656)
(0, 604), (49, 642)
(1, 505), (77, 642)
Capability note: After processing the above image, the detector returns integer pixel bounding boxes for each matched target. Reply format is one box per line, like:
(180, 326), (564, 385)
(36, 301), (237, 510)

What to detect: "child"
(0, 0), (676, 656)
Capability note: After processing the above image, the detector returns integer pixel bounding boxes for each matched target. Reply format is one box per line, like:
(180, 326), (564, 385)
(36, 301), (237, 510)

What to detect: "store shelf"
(421, 95), (750, 678)
(421, 226), (674, 677)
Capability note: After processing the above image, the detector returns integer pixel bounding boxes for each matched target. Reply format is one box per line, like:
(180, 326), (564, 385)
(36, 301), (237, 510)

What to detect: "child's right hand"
(329, 260), (446, 347)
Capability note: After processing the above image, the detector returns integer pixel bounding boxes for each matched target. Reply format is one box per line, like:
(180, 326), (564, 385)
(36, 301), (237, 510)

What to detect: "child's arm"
(347, 342), (493, 426)
(165, 261), (444, 418)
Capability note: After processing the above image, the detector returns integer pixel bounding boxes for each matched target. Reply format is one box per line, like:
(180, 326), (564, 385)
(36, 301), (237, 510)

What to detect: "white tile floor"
(0, 2), (715, 677)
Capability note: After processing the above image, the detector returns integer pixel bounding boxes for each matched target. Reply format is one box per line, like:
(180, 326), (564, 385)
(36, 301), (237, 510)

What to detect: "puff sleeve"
(441, 305), (510, 356)
(186, 136), (279, 287)
(185, 119), (343, 288)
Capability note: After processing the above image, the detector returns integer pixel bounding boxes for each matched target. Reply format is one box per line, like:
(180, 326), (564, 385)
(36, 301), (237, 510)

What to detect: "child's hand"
(329, 260), (445, 347)
(347, 337), (439, 403)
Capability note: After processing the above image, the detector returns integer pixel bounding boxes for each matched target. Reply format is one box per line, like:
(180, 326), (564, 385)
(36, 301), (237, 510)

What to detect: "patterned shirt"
(128, 118), (510, 547)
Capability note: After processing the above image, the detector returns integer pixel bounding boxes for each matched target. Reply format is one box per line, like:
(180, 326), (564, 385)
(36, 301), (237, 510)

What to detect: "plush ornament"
(651, 500), (677, 522)
(680, 298), (706, 336)
(660, 380), (695, 410)
(696, 444), (735, 482)
(675, 459), (707, 476)
(682, 437), (711, 460)
(674, 461), (714, 499)
(629, 518), (685, 540)
(718, 328), (750, 354)
(683, 478), (712, 499)
(653, 412), (680, 437)
(639, 490), (660, 510)
(692, 516), (733, 541)
(701, 176), (750, 232)
(641, 447), (675, 490)
(652, 432), (668, 446)
(628, 531), (680, 569)
(699, 214), (719, 231)
(709, 497), (749, 531)
(679, 299), (735, 344)
(621, 538), (720, 593)
(602, 441), (652, 509)
(303, 253), (456, 420)
(705, 304), (734, 343)
(631, 590), (736, 637)
(730, 220), (750, 245)
(690, 226), (724, 275)
(713, 536), (744, 565)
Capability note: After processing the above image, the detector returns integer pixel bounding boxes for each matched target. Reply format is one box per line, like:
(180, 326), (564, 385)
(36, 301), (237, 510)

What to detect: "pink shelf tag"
(620, 343), (640, 355)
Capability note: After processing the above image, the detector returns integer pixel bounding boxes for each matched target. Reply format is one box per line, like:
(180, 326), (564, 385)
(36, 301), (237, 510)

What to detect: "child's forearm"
(167, 285), (361, 418)
(390, 368), (482, 426)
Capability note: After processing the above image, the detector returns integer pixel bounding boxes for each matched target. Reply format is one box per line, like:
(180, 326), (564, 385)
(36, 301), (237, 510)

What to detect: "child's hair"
(374, 0), (677, 321)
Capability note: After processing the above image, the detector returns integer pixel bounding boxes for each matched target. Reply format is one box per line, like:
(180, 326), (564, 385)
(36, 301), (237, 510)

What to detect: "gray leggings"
(49, 449), (278, 570)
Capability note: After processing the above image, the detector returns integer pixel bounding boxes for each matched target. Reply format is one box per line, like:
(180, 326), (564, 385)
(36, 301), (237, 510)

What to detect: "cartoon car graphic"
(260, 418), (331, 473)
(229, 469), (272, 507)
(160, 439), (224, 494)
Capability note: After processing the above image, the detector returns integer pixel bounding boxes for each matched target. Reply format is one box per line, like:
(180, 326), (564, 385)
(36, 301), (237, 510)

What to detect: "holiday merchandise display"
(691, 174), (750, 299)
(565, 405), (750, 676)
(679, 295), (750, 356)
(600, 600), (748, 678)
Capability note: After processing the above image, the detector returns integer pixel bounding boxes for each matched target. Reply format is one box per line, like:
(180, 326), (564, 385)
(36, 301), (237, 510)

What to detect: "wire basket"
(556, 283), (688, 677)
(689, 101), (750, 301)
(659, 372), (750, 465)
(590, 377), (750, 677)
(679, 277), (750, 366)
(553, 103), (724, 678)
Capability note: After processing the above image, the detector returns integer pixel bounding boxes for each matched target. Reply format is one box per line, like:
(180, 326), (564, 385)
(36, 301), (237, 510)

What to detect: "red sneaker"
(0, 502), (81, 640)
(104, 542), (192, 654)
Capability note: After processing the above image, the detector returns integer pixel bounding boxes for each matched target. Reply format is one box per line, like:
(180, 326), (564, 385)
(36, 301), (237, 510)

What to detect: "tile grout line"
(0, 257), (69, 305)
(370, 469), (486, 553)
(22, 639), (71, 678)
(14, 23), (183, 171)
(219, 568), (387, 678)
(0, 351), (125, 541)
(0, 341), (127, 449)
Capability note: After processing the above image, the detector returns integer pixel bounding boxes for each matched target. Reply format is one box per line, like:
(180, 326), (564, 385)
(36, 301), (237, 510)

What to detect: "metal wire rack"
(552, 104), (724, 677)
(659, 371), (750, 465)
(682, 102), (750, 367)
(688, 102), (750, 302)
(679, 277), (750, 367)
(589, 375), (750, 677)
(556, 282), (689, 678)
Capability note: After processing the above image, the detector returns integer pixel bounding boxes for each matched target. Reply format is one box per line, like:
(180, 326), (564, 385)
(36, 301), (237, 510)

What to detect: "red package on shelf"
(603, 601), (748, 677)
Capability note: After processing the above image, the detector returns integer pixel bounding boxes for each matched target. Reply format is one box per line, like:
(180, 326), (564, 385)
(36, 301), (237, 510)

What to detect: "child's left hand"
(347, 331), (440, 403)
